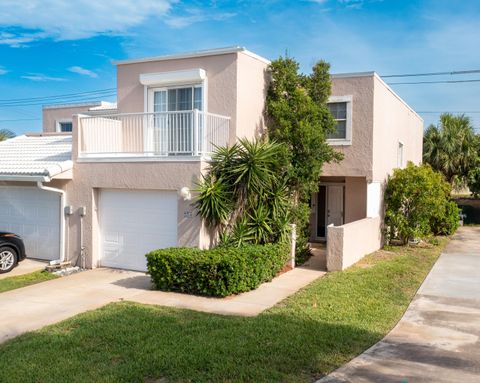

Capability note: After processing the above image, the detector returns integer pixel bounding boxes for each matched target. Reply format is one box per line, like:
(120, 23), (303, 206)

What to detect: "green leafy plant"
(195, 138), (292, 246)
(266, 57), (343, 255)
(423, 113), (478, 189)
(0, 129), (15, 142)
(146, 243), (290, 297)
(385, 162), (459, 244)
(468, 167), (480, 197)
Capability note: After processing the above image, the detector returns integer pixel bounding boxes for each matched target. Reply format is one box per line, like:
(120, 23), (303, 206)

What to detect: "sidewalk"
(318, 226), (480, 383)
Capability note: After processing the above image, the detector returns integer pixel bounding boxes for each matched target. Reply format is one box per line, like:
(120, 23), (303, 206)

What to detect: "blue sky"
(1, 0), (480, 135)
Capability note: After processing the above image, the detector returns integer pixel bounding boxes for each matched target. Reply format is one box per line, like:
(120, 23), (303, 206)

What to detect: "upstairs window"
(327, 102), (347, 139)
(57, 120), (73, 132)
(152, 85), (203, 113)
(327, 95), (352, 145)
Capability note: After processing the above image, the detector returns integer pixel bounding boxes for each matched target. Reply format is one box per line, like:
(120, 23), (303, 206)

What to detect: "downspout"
(36, 181), (66, 262)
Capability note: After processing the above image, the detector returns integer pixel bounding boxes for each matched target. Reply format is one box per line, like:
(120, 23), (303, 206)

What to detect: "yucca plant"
(195, 138), (292, 246)
(0, 129), (15, 142)
(195, 175), (233, 228)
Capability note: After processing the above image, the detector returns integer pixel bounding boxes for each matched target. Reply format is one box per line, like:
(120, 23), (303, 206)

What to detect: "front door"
(327, 185), (344, 227)
(313, 184), (344, 241)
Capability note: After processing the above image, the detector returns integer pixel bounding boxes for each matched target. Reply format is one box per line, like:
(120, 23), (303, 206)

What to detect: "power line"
(387, 79), (480, 85)
(0, 118), (41, 122)
(418, 111), (480, 114)
(0, 93), (117, 108)
(382, 69), (480, 78)
(0, 88), (116, 103)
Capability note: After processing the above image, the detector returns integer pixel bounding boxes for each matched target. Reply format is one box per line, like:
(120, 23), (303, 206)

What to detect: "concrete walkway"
(0, 258), (47, 280)
(0, 255), (325, 344)
(318, 226), (480, 383)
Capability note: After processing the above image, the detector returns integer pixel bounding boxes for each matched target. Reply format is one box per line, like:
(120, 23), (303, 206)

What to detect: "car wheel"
(0, 246), (17, 274)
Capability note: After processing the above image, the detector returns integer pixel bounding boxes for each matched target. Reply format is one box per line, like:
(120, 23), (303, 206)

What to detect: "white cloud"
(21, 73), (65, 82)
(0, 0), (172, 46)
(0, 31), (47, 47)
(68, 66), (98, 78)
(165, 9), (236, 29)
(0, 66), (7, 75)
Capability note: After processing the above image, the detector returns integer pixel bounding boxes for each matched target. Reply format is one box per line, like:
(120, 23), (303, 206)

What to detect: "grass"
(0, 238), (448, 383)
(0, 270), (58, 293)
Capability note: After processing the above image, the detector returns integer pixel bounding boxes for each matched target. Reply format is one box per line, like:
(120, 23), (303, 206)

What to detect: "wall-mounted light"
(180, 187), (192, 201)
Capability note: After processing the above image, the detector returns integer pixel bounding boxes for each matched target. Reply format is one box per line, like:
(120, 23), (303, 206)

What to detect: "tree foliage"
(265, 57), (343, 251)
(0, 129), (15, 142)
(266, 57), (342, 199)
(385, 162), (459, 244)
(467, 134), (480, 197)
(195, 138), (292, 246)
(423, 113), (478, 188)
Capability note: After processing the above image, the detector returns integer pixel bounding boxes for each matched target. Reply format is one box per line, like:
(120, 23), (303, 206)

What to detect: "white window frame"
(146, 83), (205, 114)
(327, 95), (353, 146)
(55, 119), (73, 133)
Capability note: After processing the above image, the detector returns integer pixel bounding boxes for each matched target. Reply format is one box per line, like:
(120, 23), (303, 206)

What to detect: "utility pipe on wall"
(36, 181), (66, 262)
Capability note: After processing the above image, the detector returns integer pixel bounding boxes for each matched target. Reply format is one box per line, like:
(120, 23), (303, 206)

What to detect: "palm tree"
(423, 114), (477, 187)
(0, 129), (15, 142)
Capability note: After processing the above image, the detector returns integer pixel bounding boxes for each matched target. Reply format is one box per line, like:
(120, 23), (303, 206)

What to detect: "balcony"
(78, 110), (230, 161)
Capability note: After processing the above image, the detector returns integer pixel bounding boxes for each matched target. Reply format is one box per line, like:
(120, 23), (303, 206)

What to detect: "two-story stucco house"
(0, 46), (423, 273)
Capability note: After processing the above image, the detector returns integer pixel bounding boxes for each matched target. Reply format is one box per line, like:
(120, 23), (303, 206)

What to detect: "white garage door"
(99, 189), (178, 271)
(0, 186), (60, 260)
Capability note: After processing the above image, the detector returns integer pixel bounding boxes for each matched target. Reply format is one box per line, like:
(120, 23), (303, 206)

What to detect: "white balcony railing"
(78, 109), (230, 159)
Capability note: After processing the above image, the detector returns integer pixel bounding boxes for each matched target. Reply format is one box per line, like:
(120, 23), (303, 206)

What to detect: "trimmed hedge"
(146, 243), (290, 297)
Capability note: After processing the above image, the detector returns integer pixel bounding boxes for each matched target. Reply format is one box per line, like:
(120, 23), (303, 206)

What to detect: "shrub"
(385, 162), (459, 244)
(146, 243), (290, 297)
(468, 167), (480, 198)
(431, 200), (460, 235)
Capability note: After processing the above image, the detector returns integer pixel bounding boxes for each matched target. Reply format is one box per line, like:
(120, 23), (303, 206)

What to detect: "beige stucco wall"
(235, 52), (269, 140)
(43, 105), (97, 133)
(69, 112), (215, 268)
(372, 75), (424, 182)
(326, 216), (382, 271)
(116, 53), (239, 144)
(66, 51), (269, 268)
(322, 75), (375, 180)
(344, 177), (367, 223)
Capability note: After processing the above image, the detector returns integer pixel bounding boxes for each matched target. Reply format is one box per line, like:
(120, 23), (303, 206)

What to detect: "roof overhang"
(0, 175), (50, 182)
(113, 46), (271, 66)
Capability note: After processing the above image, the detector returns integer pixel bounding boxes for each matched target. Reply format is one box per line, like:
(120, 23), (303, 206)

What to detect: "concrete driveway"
(0, 258), (47, 280)
(319, 226), (480, 383)
(0, 268), (150, 344)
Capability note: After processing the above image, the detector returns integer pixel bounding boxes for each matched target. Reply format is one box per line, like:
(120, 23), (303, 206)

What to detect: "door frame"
(312, 182), (345, 241)
(146, 84), (205, 155)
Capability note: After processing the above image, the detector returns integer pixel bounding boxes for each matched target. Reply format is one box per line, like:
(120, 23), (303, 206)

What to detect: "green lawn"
(0, 270), (58, 293)
(0, 239), (447, 383)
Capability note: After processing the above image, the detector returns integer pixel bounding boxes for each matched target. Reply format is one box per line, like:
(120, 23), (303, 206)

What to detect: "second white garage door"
(0, 186), (60, 261)
(99, 189), (178, 271)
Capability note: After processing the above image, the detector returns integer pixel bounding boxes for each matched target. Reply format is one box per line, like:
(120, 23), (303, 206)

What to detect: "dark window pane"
(328, 120), (346, 139)
(327, 102), (347, 119)
(60, 122), (72, 132)
(168, 89), (177, 111)
(194, 87), (202, 110)
(177, 88), (192, 111)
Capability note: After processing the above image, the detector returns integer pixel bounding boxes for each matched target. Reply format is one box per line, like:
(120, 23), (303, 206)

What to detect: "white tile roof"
(0, 135), (72, 180)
